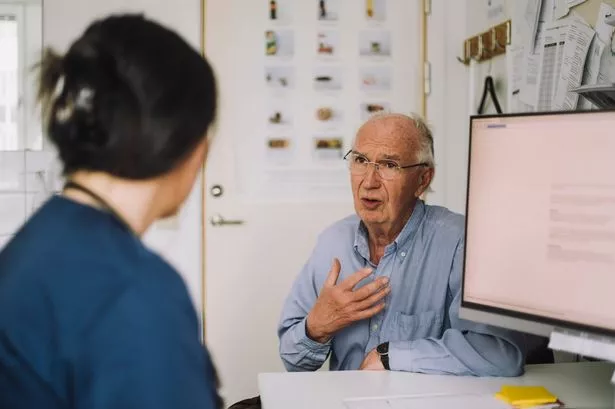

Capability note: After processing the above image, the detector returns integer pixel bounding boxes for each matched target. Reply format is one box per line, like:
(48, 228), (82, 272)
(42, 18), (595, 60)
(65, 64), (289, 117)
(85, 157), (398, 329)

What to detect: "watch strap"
(377, 342), (390, 370)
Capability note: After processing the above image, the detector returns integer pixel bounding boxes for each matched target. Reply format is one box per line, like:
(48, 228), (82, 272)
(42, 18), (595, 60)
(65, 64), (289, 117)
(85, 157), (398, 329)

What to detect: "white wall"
(43, 0), (205, 317)
(425, 1), (470, 214)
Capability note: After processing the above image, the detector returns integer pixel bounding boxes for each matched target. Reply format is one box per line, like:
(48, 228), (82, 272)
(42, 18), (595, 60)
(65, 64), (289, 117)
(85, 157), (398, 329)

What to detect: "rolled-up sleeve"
(388, 238), (527, 377)
(277, 251), (331, 372)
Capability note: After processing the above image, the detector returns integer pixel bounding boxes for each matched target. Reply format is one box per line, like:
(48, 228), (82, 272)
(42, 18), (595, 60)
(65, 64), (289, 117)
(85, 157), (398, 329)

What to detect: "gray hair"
(362, 112), (435, 168)
(355, 112), (435, 193)
(406, 113), (435, 168)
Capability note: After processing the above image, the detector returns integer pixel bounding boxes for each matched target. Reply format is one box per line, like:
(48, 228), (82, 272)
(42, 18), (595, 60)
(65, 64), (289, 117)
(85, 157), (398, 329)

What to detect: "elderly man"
(277, 113), (530, 376)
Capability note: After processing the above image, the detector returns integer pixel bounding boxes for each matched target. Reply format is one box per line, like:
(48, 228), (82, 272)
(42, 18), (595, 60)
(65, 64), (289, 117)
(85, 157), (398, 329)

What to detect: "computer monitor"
(460, 110), (615, 355)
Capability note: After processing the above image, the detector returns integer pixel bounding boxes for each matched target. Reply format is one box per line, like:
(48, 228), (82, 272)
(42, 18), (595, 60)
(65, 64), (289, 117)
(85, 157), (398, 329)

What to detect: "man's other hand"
(359, 348), (385, 370)
(305, 258), (390, 343)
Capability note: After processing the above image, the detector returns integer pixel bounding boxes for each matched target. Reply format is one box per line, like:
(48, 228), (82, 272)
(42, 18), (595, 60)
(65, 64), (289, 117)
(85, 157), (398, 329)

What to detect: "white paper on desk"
(344, 394), (510, 409)
(552, 19), (595, 110)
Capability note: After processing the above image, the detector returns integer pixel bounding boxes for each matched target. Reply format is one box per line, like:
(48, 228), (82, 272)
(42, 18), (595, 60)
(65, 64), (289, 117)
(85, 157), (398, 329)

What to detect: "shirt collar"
(353, 200), (426, 261)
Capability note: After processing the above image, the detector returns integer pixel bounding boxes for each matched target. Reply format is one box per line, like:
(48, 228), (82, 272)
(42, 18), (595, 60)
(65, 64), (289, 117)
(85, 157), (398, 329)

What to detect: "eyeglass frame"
(342, 149), (429, 179)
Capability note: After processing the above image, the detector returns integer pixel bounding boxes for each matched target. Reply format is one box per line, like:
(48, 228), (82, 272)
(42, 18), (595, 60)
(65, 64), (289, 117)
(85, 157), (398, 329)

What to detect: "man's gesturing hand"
(306, 258), (390, 343)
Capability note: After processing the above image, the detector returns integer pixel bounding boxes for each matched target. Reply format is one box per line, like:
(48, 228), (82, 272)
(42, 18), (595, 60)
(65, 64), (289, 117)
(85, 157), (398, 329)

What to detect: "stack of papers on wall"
(495, 386), (561, 408)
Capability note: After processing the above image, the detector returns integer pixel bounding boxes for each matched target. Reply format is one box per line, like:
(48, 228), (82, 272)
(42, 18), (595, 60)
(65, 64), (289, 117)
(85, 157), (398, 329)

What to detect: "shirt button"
(400, 251), (406, 257)
(372, 324), (378, 332)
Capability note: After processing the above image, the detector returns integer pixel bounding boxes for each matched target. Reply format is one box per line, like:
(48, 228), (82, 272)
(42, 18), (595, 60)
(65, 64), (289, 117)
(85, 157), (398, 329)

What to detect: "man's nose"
(362, 163), (381, 188)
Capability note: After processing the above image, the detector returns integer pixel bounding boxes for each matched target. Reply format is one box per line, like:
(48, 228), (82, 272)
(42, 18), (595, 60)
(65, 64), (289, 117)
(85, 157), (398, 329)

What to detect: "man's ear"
(415, 167), (434, 197)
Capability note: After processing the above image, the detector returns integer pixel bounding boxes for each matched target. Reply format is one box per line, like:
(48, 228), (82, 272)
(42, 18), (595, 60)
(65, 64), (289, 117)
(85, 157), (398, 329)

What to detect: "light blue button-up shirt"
(278, 200), (530, 376)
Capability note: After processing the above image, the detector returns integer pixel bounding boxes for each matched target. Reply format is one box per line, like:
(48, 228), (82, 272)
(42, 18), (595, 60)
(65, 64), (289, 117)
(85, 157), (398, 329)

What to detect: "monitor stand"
(548, 328), (615, 385)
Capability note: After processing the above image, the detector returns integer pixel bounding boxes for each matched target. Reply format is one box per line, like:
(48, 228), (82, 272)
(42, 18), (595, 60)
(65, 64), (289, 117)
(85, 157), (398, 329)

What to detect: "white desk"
(258, 362), (615, 409)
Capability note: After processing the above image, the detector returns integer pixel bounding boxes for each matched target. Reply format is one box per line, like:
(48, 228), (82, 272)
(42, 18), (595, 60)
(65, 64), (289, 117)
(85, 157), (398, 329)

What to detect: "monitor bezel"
(461, 108), (615, 339)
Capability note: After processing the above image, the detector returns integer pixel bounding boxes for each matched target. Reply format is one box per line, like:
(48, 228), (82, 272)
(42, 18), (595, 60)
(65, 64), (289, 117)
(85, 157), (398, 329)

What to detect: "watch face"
(377, 342), (388, 354)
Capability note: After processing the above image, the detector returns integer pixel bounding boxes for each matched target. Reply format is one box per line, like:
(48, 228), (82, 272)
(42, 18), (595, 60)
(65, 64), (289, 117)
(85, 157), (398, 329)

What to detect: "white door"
(203, 0), (422, 405)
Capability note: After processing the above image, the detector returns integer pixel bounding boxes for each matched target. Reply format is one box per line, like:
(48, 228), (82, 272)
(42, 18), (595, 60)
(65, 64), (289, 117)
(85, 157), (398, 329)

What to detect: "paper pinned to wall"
(595, 2), (615, 89)
(514, 0), (542, 50)
(539, 0), (556, 29)
(582, 36), (606, 85)
(507, 45), (534, 112)
(594, 2), (615, 45)
(578, 36), (606, 109)
(536, 24), (568, 110)
(518, 26), (545, 107)
(578, 2), (615, 107)
(552, 19), (595, 110)
(535, 18), (594, 111)
(507, 45), (525, 100)
(554, 0), (588, 20)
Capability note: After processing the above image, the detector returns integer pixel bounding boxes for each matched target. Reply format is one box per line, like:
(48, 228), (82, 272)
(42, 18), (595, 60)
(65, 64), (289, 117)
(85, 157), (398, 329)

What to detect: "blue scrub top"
(0, 196), (221, 409)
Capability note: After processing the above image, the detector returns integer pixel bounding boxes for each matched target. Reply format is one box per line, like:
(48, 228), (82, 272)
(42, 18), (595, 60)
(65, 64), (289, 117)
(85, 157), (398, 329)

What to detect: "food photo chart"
(233, 0), (421, 202)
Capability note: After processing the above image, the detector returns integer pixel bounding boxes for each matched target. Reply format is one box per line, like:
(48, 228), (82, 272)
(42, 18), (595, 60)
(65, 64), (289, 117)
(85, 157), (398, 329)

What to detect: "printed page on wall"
(236, 0), (417, 203)
(509, 0), (615, 113)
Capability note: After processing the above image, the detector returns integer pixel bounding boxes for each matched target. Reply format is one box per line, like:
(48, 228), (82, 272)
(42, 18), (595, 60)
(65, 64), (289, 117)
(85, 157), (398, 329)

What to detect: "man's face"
(350, 118), (431, 229)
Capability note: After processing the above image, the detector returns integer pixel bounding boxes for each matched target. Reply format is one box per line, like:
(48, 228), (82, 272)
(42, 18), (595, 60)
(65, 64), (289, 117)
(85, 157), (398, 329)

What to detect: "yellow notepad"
(495, 385), (558, 407)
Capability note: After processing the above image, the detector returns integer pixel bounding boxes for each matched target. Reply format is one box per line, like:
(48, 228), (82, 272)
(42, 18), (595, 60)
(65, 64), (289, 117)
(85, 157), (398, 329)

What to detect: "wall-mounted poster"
(240, 0), (421, 202)
(359, 30), (391, 57)
(265, 66), (295, 90)
(366, 0), (386, 21)
(265, 30), (294, 57)
(359, 66), (391, 92)
(268, 0), (293, 24)
(317, 0), (339, 22)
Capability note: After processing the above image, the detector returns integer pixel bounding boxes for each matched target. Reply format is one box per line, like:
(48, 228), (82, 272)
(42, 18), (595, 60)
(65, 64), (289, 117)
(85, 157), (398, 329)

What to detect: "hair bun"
(35, 14), (217, 180)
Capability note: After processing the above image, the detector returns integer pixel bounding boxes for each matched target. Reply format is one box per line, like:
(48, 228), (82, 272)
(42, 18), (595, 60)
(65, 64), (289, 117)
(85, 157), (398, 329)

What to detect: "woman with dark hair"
(0, 14), (222, 409)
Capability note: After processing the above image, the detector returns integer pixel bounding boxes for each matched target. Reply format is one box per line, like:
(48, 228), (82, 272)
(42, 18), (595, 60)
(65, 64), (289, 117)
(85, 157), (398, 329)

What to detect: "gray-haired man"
(278, 113), (533, 375)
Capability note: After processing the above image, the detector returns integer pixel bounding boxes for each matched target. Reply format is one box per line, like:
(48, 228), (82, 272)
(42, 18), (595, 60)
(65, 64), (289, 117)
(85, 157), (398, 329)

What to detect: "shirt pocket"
(390, 310), (444, 342)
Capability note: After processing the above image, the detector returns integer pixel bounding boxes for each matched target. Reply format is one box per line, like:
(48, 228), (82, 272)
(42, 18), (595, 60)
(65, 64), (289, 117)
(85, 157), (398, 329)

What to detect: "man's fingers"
(351, 276), (389, 301)
(354, 302), (386, 321)
(324, 258), (342, 287)
(340, 267), (373, 290)
(355, 285), (390, 311)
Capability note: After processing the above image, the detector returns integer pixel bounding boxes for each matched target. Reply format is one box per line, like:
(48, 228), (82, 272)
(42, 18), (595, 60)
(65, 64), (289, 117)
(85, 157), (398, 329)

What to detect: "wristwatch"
(376, 342), (390, 370)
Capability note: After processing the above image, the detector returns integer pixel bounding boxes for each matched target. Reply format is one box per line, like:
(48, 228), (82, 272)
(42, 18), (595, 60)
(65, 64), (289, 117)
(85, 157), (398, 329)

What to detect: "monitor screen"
(462, 111), (615, 338)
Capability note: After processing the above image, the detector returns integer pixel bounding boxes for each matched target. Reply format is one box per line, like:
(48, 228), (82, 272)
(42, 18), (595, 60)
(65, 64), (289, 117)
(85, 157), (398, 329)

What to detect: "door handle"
(210, 213), (244, 226)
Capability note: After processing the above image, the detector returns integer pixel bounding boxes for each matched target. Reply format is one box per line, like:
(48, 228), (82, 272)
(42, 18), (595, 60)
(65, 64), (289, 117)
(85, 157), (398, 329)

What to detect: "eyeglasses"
(343, 150), (428, 180)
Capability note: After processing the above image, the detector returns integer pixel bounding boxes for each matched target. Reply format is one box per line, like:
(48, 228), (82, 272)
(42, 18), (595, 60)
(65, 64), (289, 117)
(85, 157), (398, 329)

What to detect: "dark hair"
(36, 14), (217, 179)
